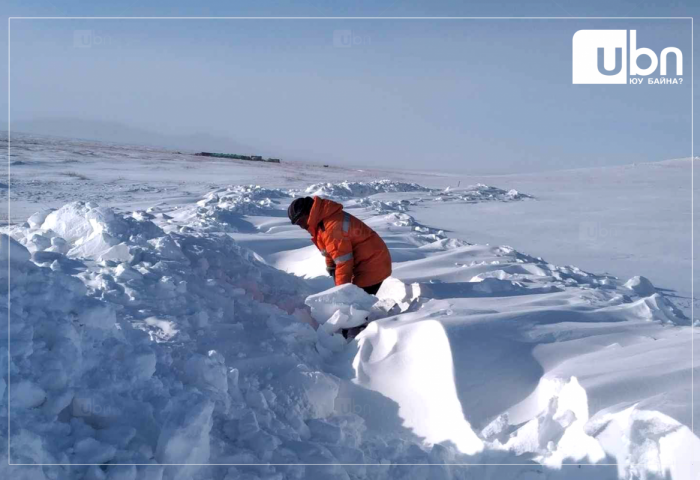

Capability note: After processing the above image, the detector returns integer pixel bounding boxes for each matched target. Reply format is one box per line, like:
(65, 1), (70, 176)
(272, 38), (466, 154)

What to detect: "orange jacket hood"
(307, 197), (343, 237)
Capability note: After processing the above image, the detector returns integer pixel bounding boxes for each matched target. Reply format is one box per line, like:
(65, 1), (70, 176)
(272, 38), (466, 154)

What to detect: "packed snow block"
(27, 209), (53, 229)
(0, 233), (31, 265)
(325, 445), (366, 477)
(375, 276), (421, 312)
(246, 430), (282, 460)
(584, 405), (700, 479)
(184, 351), (228, 394)
(125, 346), (157, 382)
(624, 275), (655, 297)
(104, 464), (138, 480)
(41, 202), (102, 243)
(99, 243), (134, 263)
(148, 235), (187, 262)
(156, 393), (215, 465)
(183, 351), (230, 412)
(26, 233), (52, 252)
(307, 419), (344, 444)
(305, 284), (378, 331)
(642, 293), (687, 324)
(9, 380), (47, 409)
(40, 202), (163, 259)
(267, 314), (317, 344)
(73, 437), (118, 465)
(281, 441), (349, 479)
(315, 328), (347, 358)
(505, 377), (605, 464)
(78, 301), (117, 330)
(280, 365), (339, 419)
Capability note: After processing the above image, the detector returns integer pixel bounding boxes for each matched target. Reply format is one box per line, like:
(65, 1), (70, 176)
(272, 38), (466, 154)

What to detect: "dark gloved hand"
(326, 266), (336, 278)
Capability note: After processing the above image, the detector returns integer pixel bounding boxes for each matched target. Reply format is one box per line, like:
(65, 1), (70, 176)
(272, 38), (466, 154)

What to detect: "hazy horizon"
(3, 16), (694, 174)
(4, 117), (690, 177)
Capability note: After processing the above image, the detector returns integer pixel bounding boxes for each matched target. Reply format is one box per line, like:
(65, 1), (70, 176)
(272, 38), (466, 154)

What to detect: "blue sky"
(0, 1), (696, 173)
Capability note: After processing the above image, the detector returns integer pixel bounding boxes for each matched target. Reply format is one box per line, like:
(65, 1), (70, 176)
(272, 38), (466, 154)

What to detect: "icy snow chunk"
(73, 438), (117, 465)
(27, 209), (52, 229)
(69, 231), (119, 259)
(316, 328), (348, 357)
(376, 277), (421, 308)
(99, 243), (133, 263)
(321, 310), (351, 333)
(45, 235), (69, 254)
(144, 316), (179, 342)
(42, 202), (109, 243)
(10, 380), (46, 409)
(149, 235), (187, 261)
(281, 365), (339, 419)
(624, 275), (655, 297)
(27, 233), (52, 252)
(184, 351), (228, 394)
(307, 418), (344, 444)
(305, 284), (378, 328)
(126, 347), (156, 381)
(104, 465), (138, 480)
(267, 314), (317, 343)
(245, 390), (269, 411)
(0, 234), (30, 265)
(78, 303), (117, 330)
(505, 377), (604, 465)
(40, 202), (162, 259)
(584, 405), (700, 478)
(156, 394), (215, 465)
(114, 263), (142, 281)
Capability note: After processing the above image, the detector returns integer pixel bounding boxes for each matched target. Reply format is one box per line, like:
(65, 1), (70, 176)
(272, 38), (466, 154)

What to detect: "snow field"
(0, 173), (696, 480)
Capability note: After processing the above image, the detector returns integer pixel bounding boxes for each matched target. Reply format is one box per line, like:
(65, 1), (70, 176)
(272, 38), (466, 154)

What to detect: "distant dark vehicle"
(195, 152), (281, 163)
(323, 164), (329, 168)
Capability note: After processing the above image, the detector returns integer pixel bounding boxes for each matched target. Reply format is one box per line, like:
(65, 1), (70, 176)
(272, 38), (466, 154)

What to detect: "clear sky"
(0, 1), (696, 173)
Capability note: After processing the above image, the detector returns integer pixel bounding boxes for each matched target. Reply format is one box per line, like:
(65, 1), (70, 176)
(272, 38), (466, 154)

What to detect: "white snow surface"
(1, 133), (697, 480)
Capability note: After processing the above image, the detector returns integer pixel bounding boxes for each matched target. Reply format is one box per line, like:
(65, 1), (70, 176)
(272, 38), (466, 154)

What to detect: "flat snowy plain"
(1, 133), (698, 480)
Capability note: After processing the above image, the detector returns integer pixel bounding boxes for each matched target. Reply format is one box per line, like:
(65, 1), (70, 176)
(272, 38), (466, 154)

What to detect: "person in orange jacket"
(288, 196), (392, 295)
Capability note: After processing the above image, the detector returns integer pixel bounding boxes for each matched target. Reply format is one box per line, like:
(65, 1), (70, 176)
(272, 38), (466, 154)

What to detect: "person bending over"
(288, 196), (392, 296)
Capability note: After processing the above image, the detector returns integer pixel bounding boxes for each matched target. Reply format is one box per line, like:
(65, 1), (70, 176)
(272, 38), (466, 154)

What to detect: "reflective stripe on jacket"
(307, 197), (392, 287)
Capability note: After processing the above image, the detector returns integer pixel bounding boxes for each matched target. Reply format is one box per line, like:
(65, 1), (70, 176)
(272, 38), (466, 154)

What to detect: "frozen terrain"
(1, 132), (698, 480)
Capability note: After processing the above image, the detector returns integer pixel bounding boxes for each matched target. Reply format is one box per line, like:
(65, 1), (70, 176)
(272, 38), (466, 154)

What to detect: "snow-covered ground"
(1, 132), (698, 480)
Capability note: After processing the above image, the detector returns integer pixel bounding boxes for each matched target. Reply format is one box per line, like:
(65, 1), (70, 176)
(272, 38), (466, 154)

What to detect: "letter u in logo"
(597, 47), (622, 76)
(572, 30), (627, 84)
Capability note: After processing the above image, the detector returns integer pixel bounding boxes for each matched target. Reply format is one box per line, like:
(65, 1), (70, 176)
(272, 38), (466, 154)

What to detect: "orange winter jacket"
(307, 197), (392, 288)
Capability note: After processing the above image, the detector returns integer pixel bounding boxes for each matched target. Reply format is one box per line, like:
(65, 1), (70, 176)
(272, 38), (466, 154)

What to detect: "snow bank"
(492, 376), (699, 479)
(174, 185), (291, 233)
(354, 197), (413, 214)
(304, 180), (430, 198)
(354, 319), (485, 456)
(3, 204), (380, 478)
(196, 184), (289, 216)
(7, 200), (483, 479)
(432, 183), (533, 203)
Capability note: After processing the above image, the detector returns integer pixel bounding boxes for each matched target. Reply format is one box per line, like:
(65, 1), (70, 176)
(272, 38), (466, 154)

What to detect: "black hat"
(287, 197), (314, 224)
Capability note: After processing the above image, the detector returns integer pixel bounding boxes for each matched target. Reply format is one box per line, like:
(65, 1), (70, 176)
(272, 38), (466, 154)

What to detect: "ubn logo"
(572, 30), (682, 84)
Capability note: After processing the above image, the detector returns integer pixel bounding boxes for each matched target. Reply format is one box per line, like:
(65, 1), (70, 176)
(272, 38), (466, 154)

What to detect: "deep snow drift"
(1, 133), (698, 480)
